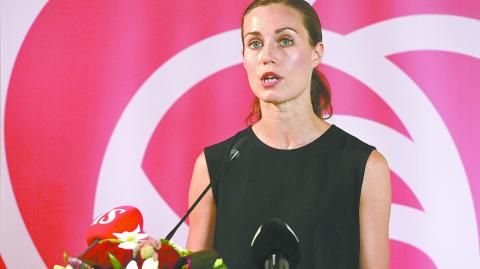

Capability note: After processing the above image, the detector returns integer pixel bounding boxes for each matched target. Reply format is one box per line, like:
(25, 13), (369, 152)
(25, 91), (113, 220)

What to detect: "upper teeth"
(264, 76), (277, 82)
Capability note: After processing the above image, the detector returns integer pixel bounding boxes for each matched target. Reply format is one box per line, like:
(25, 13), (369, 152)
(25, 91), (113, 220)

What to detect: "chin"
(258, 89), (300, 105)
(258, 94), (288, 105)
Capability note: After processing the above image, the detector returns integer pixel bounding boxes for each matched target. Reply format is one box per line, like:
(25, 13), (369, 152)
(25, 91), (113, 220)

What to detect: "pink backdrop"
(1, 0), (479, 268)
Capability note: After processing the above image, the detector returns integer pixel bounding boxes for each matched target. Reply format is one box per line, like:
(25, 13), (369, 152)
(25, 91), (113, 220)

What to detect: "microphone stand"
(165, 137), (247, 241)
(265, 253), (289, 269)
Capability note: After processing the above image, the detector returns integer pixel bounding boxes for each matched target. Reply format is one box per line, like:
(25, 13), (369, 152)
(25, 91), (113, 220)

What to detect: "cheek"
(243, 56), (259, 82)
(286, 49), (311, 70)
(244, 54), (257, 70)
(286, 50), (313, 86)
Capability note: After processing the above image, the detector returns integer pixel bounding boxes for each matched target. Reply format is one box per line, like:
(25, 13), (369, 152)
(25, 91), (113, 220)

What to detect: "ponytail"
(310, 68), (333, 119)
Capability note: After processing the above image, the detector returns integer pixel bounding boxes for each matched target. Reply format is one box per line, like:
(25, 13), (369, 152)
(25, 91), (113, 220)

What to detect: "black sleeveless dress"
(204, 125), (375, 269)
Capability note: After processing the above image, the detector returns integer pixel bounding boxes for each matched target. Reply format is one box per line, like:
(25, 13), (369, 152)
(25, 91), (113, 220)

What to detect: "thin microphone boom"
(165, 137), (247, 241)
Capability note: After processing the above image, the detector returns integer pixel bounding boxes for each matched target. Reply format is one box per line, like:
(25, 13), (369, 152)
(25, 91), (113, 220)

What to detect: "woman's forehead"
(243, 4), (304, 34)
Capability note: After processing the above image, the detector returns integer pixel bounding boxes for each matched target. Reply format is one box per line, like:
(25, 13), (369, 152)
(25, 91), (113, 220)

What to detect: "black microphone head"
(229, 136), (248, 160)
(251, 218), (301, 269)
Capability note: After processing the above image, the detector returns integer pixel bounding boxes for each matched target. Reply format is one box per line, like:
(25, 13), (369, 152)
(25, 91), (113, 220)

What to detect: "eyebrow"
(244, 27), (298, 38)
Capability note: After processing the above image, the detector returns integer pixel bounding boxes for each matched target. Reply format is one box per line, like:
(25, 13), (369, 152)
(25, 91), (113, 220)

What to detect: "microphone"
(86, 205), (144, 245)
(80, 206), (144, 267)
(228, 136), (247, 160)
(165, 136), (248, 241)
(251, 218), (301, 269)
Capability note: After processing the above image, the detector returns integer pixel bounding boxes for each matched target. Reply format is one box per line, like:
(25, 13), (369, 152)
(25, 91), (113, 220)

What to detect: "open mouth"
(262, 75), (279, 83)
(260, 72), (282, 86)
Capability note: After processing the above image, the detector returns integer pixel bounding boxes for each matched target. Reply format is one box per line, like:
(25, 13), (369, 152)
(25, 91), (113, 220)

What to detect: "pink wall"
(1, 0), (479, 268)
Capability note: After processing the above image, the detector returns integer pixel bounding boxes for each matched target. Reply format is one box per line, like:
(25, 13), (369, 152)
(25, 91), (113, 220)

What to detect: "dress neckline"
(248, 124), (336, 152)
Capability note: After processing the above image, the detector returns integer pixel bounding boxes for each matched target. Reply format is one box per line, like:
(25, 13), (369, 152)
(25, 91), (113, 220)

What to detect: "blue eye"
(280, 38), (293, 46)
(249, 40), (262, 49)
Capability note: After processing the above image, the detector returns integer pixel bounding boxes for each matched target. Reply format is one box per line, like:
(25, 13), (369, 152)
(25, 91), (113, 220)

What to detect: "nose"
(261, 42), (277, 65)
(262, 56), (275, 65)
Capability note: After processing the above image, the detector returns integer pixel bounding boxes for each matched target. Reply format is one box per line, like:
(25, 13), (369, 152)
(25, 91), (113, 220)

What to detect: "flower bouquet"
(53, 206), (227, 269)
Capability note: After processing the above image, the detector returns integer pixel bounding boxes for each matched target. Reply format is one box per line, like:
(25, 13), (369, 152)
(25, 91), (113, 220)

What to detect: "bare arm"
(186, 152), (216, 251)
(359, 150), (392, 269)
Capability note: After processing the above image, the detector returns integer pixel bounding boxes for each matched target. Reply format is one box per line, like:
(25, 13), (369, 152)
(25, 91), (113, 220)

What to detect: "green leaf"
(80, 263), (93, 269)
(100, 238), (121, 244)
(160, 239), (191, 257)
(63, 252), (69, 263)
(213, 258), (228, 269)
(108, 253), (123, 269)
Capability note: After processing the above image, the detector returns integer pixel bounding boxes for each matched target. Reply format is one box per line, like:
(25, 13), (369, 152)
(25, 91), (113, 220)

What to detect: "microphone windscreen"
(229, 136), (248, 159)
(251, 218), (300, 268)
(86, 205), (143, 245)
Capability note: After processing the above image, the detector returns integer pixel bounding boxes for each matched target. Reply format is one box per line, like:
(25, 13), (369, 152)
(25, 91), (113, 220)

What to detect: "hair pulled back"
(242, 0), (333, 124)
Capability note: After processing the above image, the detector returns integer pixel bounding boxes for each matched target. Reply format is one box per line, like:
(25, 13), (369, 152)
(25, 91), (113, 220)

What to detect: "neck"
(253, 97), (330, 150)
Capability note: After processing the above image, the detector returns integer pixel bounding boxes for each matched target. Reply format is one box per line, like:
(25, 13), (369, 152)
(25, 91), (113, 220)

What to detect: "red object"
(157, 242), (181, 269)
(80, 240), (182, 269)
(0, 254), (7, 269)
(86, 206), (143, 245)
(81, 240), (134, 268)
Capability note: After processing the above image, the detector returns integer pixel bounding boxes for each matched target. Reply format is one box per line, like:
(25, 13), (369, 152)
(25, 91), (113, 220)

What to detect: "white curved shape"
(346, 15), (480, 58)
(0, 0), (49, 268)
(95, 29), (243, 246)
(332, 111), (479, 267)
(94, 15), (480, 268)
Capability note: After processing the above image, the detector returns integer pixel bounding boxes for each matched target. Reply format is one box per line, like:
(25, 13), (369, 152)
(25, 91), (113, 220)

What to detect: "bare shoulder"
(363, 150), (390, 192)
(186, 151), (216, 250)
(365, 150), (389, 176)
(193, 151), (208, 175)
(189, 151), (211, 203)
(194, 151), (208, 170)
(361, 149), (391, 204)
(359, 150), (391, 269)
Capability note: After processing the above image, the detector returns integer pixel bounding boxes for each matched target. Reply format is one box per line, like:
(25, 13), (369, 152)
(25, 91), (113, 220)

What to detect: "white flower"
(112, 225), (149, 250)
(141, 258), (159, 269)
(126, 260), (139, 269)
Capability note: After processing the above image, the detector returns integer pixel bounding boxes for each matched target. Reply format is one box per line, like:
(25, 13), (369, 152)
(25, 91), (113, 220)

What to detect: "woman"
(186, 1), (391, 268)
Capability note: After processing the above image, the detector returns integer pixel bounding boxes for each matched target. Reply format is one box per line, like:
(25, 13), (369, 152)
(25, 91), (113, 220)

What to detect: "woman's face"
(242, 4), (322, 106)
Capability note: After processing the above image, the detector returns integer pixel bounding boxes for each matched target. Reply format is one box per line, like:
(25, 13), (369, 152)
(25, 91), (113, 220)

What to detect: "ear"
(241, 48), (247, 69)
(312, 42), (324, 68)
